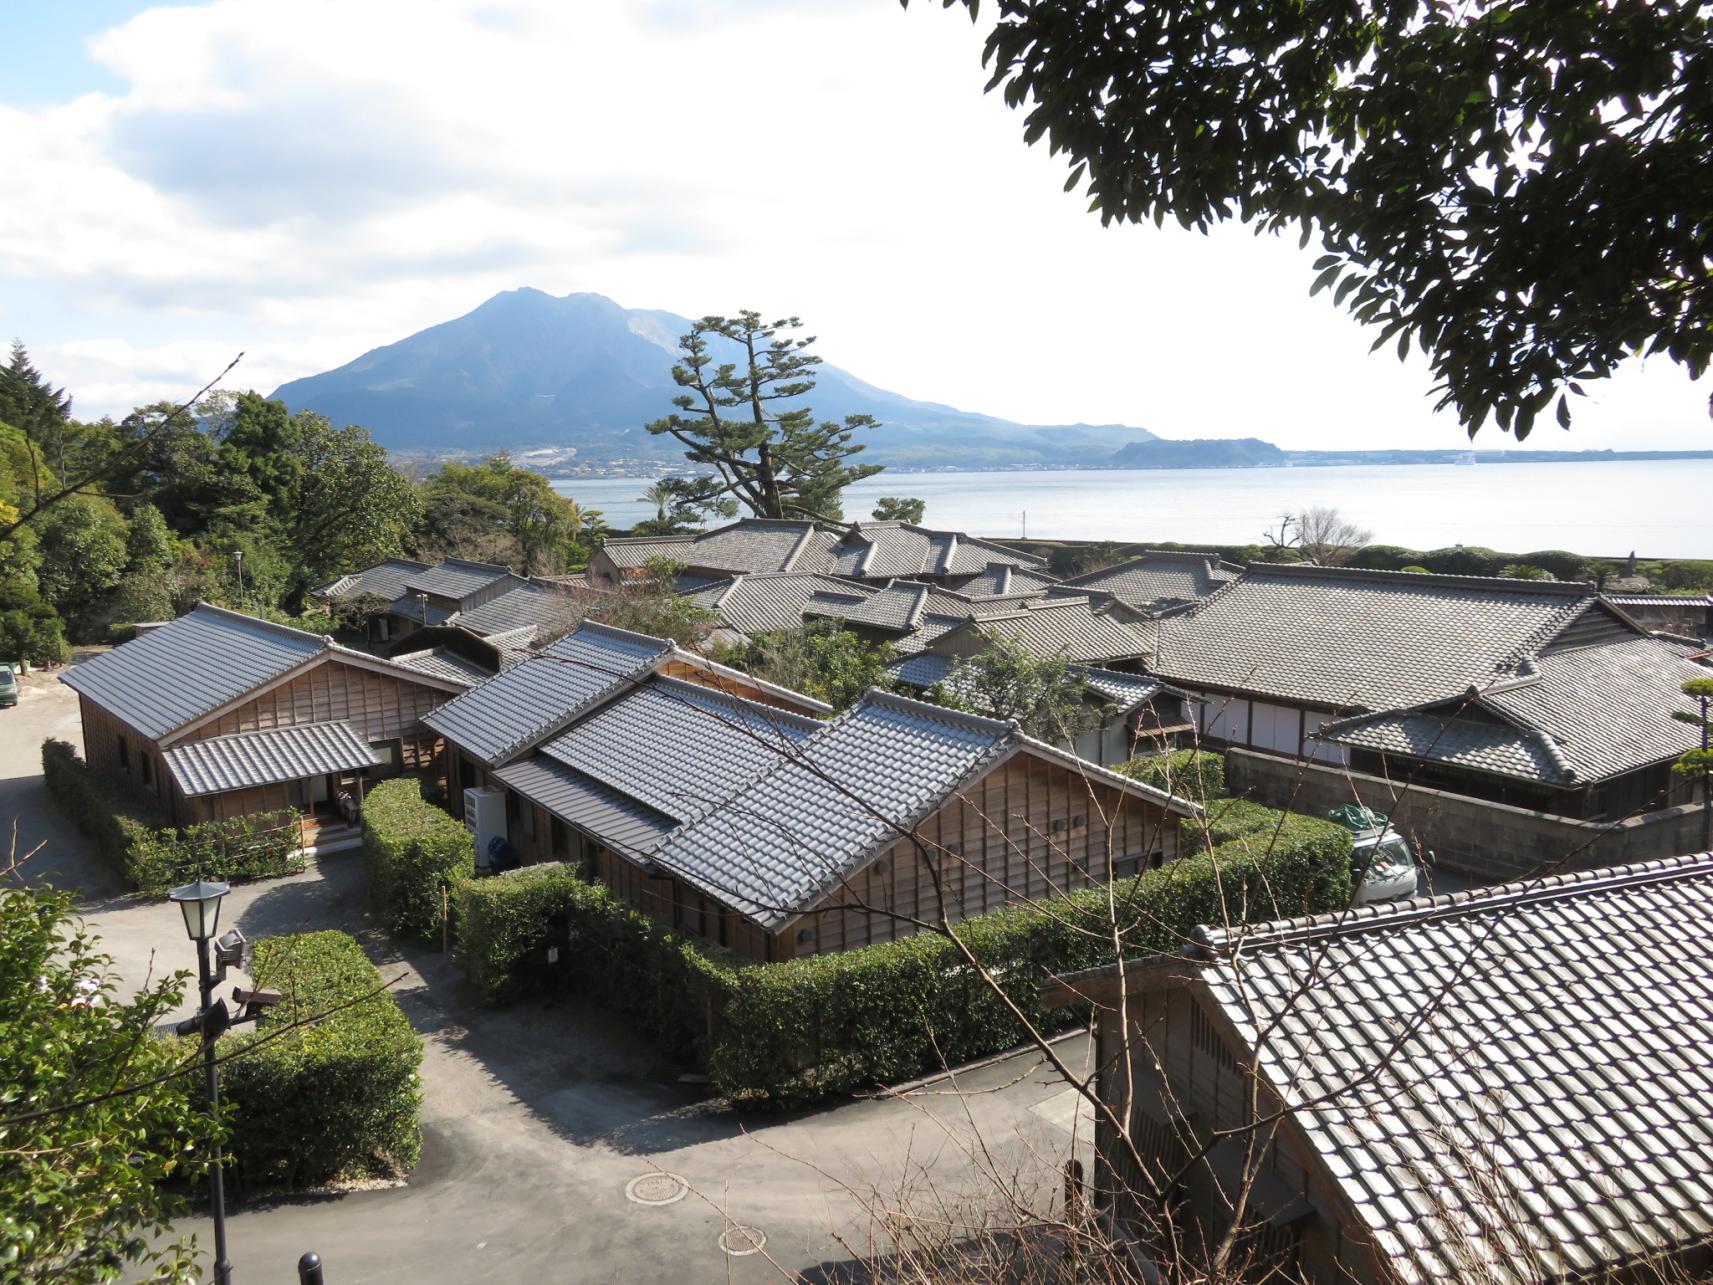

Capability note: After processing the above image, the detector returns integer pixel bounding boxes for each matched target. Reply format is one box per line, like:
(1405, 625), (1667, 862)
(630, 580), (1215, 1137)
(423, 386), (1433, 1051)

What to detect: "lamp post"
(169, 879), (234, 1285)
(233, 549), (244, 603)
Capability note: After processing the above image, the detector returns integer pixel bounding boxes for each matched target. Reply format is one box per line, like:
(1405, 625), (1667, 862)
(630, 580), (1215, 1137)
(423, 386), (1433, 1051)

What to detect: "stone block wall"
(1225, 748), (1709, 882)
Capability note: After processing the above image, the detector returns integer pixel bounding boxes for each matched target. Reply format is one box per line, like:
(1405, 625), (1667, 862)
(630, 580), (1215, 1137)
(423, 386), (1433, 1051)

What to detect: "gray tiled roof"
(312, 558), (432, 603)
(540, 675), (821, 821)
(886, 651), (955, 689)
(423, 621), (671, 765)
(650, 688), (1192, 929)
(490, 757), (676, 856)
(389, 646), (491, 688)
(1321, 634), (1711, 785)
(682, 572), (874, 635)
(649, 691), (1021, 928)
(1061, 550), (1237, 609)
(1151, 564), (1597, 711)
(1194, 853), (1713, 1282)
(387, 593), (457, 626)
(450, 579), (584, 639)
(164, 721), (381, 797)
(601, 519), (1046, 583)
(938, 597), (1155, 664)
(1606, 593), (1713, 608)
(1318, 706), (1572, 784)
(944, 563), (1059, 597)
(600, 535), (700, 569)
(402, 559), (513, 603)
(61, 604), (328, 741)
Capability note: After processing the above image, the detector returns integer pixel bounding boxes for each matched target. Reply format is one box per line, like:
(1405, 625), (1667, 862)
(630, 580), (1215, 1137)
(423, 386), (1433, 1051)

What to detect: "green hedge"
(1182, 797), (1328, 850)
(1116, 748), (1225, 804)
(220, 930), (423, 1191)
(124, 809), (303, 895)
(41, 740), (306, 892)
(360, 778), (474, 941)
(454, 809), (1350, 1108)
(455, 864), (741, 1062)
(40, 739), (166, 877)
(709, 817), (1351, 1106)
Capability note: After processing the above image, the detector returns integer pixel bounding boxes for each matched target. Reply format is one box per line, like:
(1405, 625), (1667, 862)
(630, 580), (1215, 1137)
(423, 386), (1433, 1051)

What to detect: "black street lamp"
(169, 879), (234, 1285)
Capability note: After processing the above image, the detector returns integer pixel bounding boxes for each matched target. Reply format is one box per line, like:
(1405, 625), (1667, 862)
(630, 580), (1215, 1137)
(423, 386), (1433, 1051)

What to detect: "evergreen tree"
(645, 312), (882, 522)
(0, 341), (73, 481)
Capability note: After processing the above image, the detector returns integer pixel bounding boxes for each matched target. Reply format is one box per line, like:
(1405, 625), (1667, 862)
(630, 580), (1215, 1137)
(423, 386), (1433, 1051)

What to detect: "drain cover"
(719, 1225), (767, 1257)
(624, 1172), (689, 1206)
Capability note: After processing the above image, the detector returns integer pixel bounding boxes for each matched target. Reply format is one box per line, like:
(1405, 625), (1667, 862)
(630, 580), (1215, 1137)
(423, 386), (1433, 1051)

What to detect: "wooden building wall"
(78, 696), (174, 815)
(656, 656), (823, 716)
(1093, 989), (1370, 1282)
(780, 752), (1181, 958)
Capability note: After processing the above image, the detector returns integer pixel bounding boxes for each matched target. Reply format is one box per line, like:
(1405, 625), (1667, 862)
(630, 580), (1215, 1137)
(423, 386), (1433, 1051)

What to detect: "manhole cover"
(625, 1172), (688, 1206)
(719, 1225), (767, 1257)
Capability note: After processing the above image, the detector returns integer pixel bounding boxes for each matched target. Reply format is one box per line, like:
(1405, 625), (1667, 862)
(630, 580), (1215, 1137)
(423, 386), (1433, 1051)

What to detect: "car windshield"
(1356, 839), (1411, 884)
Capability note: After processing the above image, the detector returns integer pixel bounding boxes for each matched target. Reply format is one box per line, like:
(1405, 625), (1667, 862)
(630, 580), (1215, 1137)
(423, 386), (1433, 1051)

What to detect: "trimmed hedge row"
(41, 738), (166, 877)
(1116, 748), (1225, 804)
(360, 778), (474, 941)
(454, 812), (1351, 1108)
(42, 740), (304, 892)
(125, 809), (303, 895)
(220, 930), (423, 1190)
(455, 864), (743, 1062)
(710, 816), (1351, 1105)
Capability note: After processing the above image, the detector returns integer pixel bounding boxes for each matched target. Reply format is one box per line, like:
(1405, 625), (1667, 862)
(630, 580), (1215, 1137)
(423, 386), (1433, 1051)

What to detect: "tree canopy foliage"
(0, 344), (612, 657)
(871, 496), (926, 524)
(912, 0), (1713, 436)
(0, 882), (213, 1283)
(934, 633), (1097, 741)
(645, 312), (883, 522)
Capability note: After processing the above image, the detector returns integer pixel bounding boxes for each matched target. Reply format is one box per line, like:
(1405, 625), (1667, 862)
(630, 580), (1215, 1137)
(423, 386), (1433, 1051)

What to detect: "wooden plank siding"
(656, 657), (820, 715)
(489, 749), (1180, 964)
(781, 752), (1180, 958)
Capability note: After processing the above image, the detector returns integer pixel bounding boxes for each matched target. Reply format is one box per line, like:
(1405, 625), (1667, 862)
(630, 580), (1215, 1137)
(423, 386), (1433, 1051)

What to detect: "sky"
(2, 0), (1708, 453)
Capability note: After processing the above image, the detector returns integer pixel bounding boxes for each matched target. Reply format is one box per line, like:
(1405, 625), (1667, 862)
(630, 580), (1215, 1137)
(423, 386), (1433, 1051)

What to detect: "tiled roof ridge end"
(1200, 851), (1713, 955)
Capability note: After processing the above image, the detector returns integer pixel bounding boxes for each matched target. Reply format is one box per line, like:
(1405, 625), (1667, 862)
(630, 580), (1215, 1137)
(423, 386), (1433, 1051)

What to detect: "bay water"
(553, 459), (1713, 559)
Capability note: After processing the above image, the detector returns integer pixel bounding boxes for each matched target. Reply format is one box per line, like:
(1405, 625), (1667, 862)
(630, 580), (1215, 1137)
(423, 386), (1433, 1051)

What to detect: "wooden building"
(1044, 854), (1713, 1282)
(1151, 564), (1711, 821)
(62, 603), (466, 840)
(426, 621), (1198, 961)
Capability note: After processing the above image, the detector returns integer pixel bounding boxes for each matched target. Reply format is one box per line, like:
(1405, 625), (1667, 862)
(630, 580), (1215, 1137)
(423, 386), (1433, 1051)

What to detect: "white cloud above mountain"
(2, 0), (1707, 450)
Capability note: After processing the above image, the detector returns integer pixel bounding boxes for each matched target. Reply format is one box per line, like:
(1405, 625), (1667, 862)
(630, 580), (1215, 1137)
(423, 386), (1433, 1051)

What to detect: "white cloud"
(0, 0), (1706, 451)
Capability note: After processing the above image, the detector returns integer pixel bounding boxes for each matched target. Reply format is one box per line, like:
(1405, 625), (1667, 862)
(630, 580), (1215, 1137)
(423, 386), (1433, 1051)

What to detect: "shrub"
(710, 816), (1351, 1106)
(1656, 560), (1713, 592)
(1183, 796), (1286, 847)
(1398, 565), (1431, 574)
(219, 930), (423, 1191)
(123, 809), (303, 895)
(455, 864), (741, 1062)
(1116, 748), (1225, 804)
(40, 739), (166, 878)
(1499, 563), (1551, 581)
(1418, 546), (1503, 577)
(361, 777), (474, 941)
(1515, 550), (1591, 582)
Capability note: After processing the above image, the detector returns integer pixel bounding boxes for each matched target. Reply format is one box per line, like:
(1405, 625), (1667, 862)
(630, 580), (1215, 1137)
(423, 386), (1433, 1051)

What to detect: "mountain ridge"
(271, 289), (1160, 468)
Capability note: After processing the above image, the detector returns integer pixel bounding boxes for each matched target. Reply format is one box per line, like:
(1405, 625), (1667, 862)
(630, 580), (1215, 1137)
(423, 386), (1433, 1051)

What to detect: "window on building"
(505, 790), (520, 824)
(140, 754), (153, 788)
(550, 818), (568, 856)
(117, 736), (129, 770)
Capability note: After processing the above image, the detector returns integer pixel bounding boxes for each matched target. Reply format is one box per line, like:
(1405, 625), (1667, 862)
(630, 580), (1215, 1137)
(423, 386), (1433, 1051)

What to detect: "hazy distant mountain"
(1111, 437), (1286, 468)
(270, 290), (1158, 468)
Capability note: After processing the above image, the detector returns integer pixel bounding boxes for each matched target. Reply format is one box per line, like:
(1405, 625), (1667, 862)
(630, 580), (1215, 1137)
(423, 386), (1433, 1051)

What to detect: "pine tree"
(0, 342), (73, 475)
(644, 312), (882, 522)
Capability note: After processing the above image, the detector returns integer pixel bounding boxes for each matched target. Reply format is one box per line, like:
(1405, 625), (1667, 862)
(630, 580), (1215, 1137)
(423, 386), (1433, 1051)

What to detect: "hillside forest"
(0, 344), (605, 666)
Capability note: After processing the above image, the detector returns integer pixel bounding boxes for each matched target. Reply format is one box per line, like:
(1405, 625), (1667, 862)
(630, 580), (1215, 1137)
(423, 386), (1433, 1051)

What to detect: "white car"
(1349, 828), (1420, 905)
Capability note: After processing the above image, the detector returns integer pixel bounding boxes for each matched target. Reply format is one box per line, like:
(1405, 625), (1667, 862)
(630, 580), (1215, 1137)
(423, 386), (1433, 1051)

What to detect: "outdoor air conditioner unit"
(463, 787), (506, 871)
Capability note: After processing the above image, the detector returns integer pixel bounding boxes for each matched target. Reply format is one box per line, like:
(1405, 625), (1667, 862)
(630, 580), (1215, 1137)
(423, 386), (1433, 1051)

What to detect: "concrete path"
(4, 668), (1092, 1284)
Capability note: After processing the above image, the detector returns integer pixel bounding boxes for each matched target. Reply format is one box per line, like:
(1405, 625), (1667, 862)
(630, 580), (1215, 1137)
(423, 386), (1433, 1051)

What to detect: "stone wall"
(1225, 748), (1709, 881)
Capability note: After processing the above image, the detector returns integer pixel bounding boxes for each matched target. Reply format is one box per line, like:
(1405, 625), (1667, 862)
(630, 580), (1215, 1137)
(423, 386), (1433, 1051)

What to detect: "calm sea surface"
(553, 459), (1713, 558)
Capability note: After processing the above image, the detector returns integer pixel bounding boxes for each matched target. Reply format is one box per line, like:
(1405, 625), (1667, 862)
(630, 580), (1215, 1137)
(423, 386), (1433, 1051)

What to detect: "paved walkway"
(4, 669), (1091, 1284)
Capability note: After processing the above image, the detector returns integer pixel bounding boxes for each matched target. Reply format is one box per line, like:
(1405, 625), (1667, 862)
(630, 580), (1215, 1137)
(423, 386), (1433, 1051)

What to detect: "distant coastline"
(523, 446), (1713, 480)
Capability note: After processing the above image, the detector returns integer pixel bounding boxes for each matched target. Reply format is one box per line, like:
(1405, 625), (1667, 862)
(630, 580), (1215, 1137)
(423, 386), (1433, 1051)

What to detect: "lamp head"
(167, 879), (231, 942)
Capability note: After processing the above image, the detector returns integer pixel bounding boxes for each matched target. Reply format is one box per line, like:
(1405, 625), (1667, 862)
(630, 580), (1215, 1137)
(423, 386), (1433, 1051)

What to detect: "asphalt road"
(3, 667), (1093, 1284)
